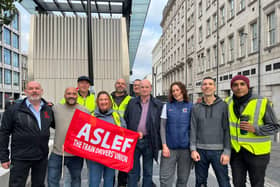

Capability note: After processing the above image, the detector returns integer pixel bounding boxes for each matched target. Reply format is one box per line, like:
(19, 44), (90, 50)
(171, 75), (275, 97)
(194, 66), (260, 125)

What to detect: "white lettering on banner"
(90, 128), (104, 144)
(76, 123), (91, 141)
(73, 139), (82, 148)
(122, 138), (134, 152)
(101, 132), (111, 149)
(111, 135), (124, 151)
(76, 125), (134, 153)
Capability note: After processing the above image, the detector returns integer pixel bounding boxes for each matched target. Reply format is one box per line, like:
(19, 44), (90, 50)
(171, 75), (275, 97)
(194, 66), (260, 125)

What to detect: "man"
(48, 87), (90, 187)
(0, 81), (55, 187)
(60, 76), (96, 187)
(190, 77), (231, 187)
(111, 78), (131, 118)
(125, 79), (163, 187)
(133, 79), (141, 97)
(111, 78), (131, 187)
(226, 75), (280, 187)
(60, 76), (95, 114)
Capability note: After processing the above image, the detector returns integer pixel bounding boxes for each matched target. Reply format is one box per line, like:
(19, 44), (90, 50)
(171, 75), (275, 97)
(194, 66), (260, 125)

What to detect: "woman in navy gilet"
(159, 81), (193, 187)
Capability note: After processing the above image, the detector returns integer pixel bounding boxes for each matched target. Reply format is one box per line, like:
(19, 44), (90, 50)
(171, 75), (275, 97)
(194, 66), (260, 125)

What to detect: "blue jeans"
(195, 149), (230, 187)
(88, 160), (115, 187)
(128, 137), (153, 187)
(47, 152), (84, 187)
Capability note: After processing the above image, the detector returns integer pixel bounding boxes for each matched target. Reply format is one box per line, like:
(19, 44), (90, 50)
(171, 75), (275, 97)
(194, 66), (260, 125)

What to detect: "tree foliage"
(0, 0), (22, 27)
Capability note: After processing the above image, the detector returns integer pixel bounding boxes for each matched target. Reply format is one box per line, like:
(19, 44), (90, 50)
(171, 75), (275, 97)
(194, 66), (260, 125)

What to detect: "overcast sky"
(16, 0), (168, 81)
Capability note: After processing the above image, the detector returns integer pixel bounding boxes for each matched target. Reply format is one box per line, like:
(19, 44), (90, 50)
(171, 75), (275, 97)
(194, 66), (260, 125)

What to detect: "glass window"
(13, 72), (19, 86)
(207, 18), (211, 36)
(240, 0), (245, 10)
(251, 22), (258, 52)
(213, 45), (217, 67)
(207, 49), (211, 69)
(229, 36), (234, 61)
(239, 31), (245, 57)
(220, 6), (225, 25)
(4, 49), (11, 65)
(13, 53), (19, 67)
(0, 47), (2, 63)
(0, 68), (2, 83)
(4, 70), (12, 85)
(199, 1), (202, 17)
(12, 33), (19, 49)
(213, 13), (217, 31)
(4, 28), (11, 45)
(12, 13), (19, 30)
(199, 26), (203, 42)
(268, 11), (276, 46)
(220, 41), (225, 65)
(229, 0), (234, 18)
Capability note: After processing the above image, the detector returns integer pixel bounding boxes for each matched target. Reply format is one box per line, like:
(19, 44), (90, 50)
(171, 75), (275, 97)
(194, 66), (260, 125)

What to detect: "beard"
(66, 98), (77, 105)
(29, 95), (41, 101)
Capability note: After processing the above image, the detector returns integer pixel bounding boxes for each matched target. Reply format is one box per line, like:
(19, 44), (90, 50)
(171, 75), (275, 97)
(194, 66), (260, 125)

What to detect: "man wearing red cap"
(225, 75), (280, 187)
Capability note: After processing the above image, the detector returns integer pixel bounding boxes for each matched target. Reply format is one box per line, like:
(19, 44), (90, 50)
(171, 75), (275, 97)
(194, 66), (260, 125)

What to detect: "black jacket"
(124, 96), (163, 162)
(0, 98), (55, 163)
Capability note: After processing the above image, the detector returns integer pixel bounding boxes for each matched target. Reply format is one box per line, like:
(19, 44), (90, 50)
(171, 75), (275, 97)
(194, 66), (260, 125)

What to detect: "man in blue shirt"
(0, 81), (55, 187)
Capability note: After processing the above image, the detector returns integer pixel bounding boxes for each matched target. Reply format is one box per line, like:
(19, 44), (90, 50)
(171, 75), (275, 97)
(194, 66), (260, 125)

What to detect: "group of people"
(0, 74), (279, 187)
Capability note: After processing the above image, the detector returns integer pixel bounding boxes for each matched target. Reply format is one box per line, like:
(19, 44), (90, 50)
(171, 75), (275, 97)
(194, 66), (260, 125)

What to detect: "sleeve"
(190, 107), (197, 152)
(255, 101), (280, 136)
(160, 119), (167, 145)
(222, 104), (231, 156)
(0, 107), (14, 163)
(160, 104), (167, 119)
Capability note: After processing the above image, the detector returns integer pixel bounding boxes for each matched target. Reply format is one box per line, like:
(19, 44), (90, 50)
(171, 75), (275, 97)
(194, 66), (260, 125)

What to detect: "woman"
(88, 91), (126, 187)
(159, 81), (193, 187)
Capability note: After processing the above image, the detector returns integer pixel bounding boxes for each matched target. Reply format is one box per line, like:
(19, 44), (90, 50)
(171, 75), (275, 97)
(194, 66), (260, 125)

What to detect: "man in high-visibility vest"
(111, 78), (131, 187)
(226, 75), (280, 187)
(60, 76), (95, 114)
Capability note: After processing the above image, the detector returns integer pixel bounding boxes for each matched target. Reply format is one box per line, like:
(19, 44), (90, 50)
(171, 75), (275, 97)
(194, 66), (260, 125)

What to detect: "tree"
(0, 0), (22, 27)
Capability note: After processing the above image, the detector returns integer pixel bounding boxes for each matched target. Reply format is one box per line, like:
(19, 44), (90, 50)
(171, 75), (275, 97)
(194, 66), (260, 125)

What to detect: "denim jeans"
(87, 160), (115, 187)
(128, 137), (154, 187)
(230, 147), (270, 187)
(194, 149), (230, 187)
(47, 152), (84, 187)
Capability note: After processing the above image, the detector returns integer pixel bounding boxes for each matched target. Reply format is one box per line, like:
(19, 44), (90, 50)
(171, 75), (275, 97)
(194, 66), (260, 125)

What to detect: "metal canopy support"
(54, 0), (65, 16)
(94, 0), (101, 18)
(87, 0), (94, 85)
(67, 0), (77, 16)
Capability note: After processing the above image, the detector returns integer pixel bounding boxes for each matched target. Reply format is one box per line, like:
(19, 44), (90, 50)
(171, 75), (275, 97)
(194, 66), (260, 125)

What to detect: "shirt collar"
(25, 99), (44, 108)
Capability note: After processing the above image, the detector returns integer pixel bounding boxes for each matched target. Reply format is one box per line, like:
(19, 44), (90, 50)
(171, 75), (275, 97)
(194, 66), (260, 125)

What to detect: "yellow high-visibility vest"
(60, 93), (96, 114)
(111, 95), (131, 118)
(225, 96), (271, 155)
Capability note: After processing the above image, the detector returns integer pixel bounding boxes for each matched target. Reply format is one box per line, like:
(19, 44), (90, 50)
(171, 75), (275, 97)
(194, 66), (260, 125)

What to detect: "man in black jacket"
(125, 79), (163, 187)
(0, 81), (55, 187)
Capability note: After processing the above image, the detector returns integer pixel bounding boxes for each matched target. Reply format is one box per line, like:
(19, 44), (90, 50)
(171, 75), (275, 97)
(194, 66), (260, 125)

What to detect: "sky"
(16, 0), (168, 81)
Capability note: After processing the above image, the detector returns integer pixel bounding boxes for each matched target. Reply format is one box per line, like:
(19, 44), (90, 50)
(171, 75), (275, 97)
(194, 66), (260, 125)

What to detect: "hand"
(240, 121), (255, 133)
(191, 151), (200, 162)
(138, 132), (143, 139)
(1, 161), (11, 169)
(220, 154), (230, 165)
(162, 145), (170, 158)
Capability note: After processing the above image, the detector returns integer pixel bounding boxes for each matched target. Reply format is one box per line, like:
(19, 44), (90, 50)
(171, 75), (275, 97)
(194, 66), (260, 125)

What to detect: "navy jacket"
(0, 98), (55, 163)
(166, 101), (192, 149)
(124, 96), (163, 162)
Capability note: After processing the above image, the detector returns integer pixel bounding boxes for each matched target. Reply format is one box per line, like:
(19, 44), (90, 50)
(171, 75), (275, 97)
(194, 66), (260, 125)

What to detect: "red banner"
(64, 109), (139, 172)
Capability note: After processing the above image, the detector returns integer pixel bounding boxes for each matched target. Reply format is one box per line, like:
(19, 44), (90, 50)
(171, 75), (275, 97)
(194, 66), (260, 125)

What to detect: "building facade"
(28, 15), (130, 103)
(161, 0), (187, 96)
(0, 10), (21, 111)
(21, 53), (28, 91)
(152, 36), (163, 96)
(159, 0), (280, 117)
